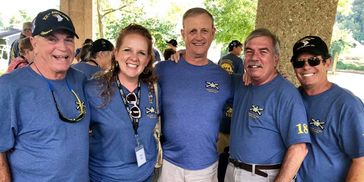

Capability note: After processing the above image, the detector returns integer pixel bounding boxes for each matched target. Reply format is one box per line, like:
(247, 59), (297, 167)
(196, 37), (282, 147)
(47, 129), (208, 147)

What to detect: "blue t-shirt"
(296, 84), (364, 182)
(156, 57), (232, 170)
(72, 62), (101, 79)
(0, 67), (90, 182)
(86, 80), (159, 182)
(229, 74), (311, 164)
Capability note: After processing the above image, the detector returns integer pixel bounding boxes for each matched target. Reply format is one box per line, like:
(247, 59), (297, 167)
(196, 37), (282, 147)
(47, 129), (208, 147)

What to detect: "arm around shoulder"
(346, 156), (364, 182)
(274, 143), (308, 182)
(0, 152), (11, 182)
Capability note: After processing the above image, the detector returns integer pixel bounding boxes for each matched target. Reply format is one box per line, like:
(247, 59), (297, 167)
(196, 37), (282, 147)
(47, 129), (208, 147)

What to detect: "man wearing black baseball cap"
(291, 36), (364, 182)
(0, 9), (90, 181)
(166, 39), (177, 51)
(72, 38), (114, 78)
(218, 40), (244, 75)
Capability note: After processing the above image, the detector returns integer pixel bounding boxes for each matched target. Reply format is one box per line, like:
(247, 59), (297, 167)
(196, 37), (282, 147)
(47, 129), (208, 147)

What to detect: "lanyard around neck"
(116, 77), (141, 135)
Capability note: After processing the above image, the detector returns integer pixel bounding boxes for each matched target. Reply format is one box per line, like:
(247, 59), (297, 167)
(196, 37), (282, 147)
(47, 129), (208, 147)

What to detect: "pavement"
(328, 71), (364, 102)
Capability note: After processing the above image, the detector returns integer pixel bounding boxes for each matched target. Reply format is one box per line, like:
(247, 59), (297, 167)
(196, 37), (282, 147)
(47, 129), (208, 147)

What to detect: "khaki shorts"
(158, 159), (218, 182)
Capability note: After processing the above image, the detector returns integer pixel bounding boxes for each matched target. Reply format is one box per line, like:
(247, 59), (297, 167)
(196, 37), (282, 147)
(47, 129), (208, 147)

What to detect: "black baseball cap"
(91, 38), (114, 54)
(32, 9), (79, 38)
(291, 36), (329, 62)
(228, 40), (242, 51)
(166, 39), (177, 47)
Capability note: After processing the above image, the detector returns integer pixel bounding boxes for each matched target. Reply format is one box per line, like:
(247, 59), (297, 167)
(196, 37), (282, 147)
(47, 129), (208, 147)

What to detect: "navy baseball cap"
(166, 39), (177, 47)
(228, 40), (242, 51)
(291, 36), (329, 62)
(91, 38), (114, 54)
(32, 9), (79, 38)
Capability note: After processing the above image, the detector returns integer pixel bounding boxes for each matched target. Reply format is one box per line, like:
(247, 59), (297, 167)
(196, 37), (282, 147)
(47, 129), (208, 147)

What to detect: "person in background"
(156, 7), (231, 182)
(8, 22), (33, 65)
(218, 40), (244, 75)
(290, 36), (364, 182)
(86, 24), (159, 182)
(216, 40), (244, 152)
(72, 38), (113, 78)
(6, 37), (34, 73)
(163, 48), (176, 60)
(0, 9), (89, 181)
(216, 40), (244, 182)
(75, 38), (93, 62)
(165, 39), (177, 51)
(153, 48), (161, 62)
(225, 28), (311, 182)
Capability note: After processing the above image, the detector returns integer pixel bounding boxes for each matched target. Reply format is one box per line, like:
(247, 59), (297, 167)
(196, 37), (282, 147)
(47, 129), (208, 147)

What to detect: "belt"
(229, 158), (281, 178)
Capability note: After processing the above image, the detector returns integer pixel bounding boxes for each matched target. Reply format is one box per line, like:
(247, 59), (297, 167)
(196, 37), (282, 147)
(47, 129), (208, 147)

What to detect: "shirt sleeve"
(0, 80), (17, 152)
(278, 92), (311, 147)
(339, 99), (364, 158)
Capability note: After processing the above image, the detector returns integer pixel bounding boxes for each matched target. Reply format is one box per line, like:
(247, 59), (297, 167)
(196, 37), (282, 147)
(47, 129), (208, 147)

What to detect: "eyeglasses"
(126, 92), (141, 119)
(51, 89), (86, 123)
(292, 57), (322, 68)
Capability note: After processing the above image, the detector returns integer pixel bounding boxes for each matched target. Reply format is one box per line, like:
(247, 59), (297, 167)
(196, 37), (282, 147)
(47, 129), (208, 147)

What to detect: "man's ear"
(274, 54), (279, 67)
(30, 36), (38, 55)
(324, 57), (332, 69)
(181, 29), (185, 41)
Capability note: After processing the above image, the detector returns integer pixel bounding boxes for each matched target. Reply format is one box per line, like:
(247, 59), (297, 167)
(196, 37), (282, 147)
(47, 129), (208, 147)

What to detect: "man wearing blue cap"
(291, 35), (364, 182)
(0, 9), (90, 181)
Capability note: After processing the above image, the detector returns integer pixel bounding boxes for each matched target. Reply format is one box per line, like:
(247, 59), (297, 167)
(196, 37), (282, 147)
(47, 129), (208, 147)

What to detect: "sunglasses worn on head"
(126, 92), (141, 119)
(292, 57), (322, 69)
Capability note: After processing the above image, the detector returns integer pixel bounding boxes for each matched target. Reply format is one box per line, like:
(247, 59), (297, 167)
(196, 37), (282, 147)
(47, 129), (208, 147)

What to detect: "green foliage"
(139, 18), (175, 51)
(350, 0), (364, 42)
(103, 7), (175, 52)
(330, 39), (347, 58)
(9, 10), (32, 27)
(330, 23), (351, 58)
(205, 0), (257, 46)
(336, 61), (364, 71)
(337, 0), (364, 43)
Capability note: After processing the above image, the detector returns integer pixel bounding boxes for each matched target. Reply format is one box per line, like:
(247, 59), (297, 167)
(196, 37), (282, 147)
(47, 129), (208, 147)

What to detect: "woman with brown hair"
(86, 24), (159, 182)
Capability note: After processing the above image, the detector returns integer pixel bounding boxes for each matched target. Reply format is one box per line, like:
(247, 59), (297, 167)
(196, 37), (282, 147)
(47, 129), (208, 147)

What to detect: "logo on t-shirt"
(205, 81), (219, 93)
(248, 104), (264, 119)
(220, 60), (234, 75)
(146, 106), (158, 119)
(309, 118), (325, 134)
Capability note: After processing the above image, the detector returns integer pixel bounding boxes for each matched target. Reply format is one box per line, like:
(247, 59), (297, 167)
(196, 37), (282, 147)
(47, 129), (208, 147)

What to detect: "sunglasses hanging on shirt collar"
(33, 63), (86, 123)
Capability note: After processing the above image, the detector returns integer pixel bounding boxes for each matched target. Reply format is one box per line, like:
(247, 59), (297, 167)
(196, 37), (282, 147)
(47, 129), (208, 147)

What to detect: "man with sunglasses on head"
(0, 9), (90, 181)
(290, 36), (364, 182)
(225, 28), (311, 182)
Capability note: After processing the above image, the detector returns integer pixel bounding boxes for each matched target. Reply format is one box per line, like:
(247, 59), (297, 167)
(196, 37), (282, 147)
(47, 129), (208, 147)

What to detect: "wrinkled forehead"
(245, 36), (274, 51)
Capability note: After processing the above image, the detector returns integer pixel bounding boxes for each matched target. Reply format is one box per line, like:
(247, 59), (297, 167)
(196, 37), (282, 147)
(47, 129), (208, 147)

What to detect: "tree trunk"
(96, 0), (104, 38)
(332, 53), (339, 74)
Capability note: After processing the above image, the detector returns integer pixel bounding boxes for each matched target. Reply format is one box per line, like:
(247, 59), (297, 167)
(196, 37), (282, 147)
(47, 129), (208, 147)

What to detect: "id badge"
(135, 144), (146, 167)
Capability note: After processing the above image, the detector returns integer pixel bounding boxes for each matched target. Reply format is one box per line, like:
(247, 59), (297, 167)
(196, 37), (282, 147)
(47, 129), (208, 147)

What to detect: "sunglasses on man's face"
(292, 57), (322, 69)
(126, 92), (141, 119)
